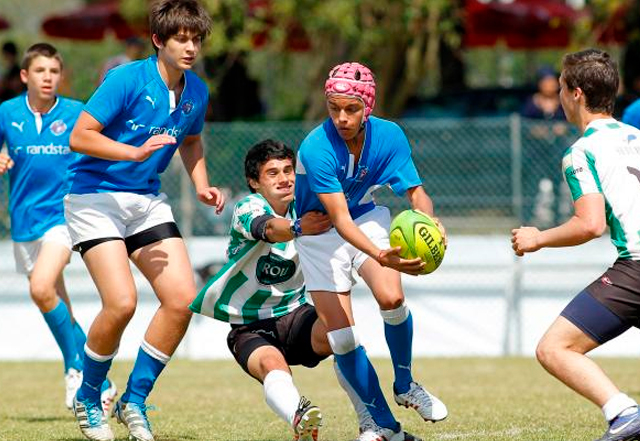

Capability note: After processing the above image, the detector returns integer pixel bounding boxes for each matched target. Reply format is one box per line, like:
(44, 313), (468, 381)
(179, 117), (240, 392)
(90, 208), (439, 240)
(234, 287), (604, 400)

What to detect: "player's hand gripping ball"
(389, 209), (445, 275)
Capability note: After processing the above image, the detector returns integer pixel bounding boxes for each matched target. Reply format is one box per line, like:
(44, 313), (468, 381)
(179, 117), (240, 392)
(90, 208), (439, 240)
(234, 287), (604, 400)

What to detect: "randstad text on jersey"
(68, 55), (208, 195)
(0, 95), (82, 242)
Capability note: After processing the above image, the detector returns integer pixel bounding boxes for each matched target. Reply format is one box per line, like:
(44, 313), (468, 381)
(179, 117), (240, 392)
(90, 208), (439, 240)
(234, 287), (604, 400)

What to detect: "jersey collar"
(24, 93), (59, 116)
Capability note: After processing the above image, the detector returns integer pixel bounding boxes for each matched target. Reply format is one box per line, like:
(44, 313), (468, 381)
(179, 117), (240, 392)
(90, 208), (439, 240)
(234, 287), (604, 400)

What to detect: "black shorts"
(561, 259), (640, 344)
(227, 303), (328, 375)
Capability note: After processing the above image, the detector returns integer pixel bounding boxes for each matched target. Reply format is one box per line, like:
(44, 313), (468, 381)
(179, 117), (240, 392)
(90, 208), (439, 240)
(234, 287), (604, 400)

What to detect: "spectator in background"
(0, 41), (26, 102)
(98, 36), (145, 83)
(622, 96), (640, 129)
(520, 66), (570, 228)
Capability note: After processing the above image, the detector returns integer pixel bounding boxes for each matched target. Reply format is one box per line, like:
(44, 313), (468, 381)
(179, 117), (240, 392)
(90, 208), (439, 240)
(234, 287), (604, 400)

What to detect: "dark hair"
(2, 41), (17, 56)
(244, 139), (295, 193)
(562, 48), (619, 114)
(150, 0), (212, 50)
(21, 43), (63, 70)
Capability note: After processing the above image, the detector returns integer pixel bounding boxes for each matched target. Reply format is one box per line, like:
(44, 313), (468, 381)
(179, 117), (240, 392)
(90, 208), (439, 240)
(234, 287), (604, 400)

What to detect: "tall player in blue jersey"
(0, 43), (116, 414)
(64, 1), (225, 441)
(295, 62), (448, 441)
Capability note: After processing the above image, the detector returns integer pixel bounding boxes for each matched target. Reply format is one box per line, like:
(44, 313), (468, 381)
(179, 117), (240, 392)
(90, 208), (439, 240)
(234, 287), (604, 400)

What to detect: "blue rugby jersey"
(68, 55), (209, 195)
(295, 116), (422, 219)
(0, 94), (83, 242)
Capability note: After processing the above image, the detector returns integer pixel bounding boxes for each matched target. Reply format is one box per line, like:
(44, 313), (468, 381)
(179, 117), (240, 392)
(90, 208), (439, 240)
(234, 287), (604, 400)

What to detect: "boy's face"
(559, 73), (577, 124)
(155, 29), (202, 71)
(249, 158), (295, 207)
(326, 95), (365, 141)
(20, 55), (62, 103)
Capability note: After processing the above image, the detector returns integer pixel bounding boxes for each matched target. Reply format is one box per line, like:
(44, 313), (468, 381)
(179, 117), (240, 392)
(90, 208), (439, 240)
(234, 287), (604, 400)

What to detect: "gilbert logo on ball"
(389, 209), (445, 274)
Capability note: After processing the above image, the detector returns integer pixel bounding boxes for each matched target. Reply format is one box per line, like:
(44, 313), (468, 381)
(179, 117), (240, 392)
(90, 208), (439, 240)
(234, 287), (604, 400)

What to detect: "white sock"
(333, 359), (370, 427)
(602, 392), (638, 422)
(380, 302), (410, 326)
(263, 370), (300, 426)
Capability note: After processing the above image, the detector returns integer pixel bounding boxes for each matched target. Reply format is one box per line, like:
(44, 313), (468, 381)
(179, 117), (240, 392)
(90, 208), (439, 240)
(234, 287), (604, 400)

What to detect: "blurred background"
(1, 0), (639, 360)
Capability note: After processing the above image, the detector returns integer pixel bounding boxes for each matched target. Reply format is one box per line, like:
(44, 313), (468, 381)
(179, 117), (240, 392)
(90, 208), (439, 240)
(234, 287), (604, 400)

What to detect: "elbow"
(69, 130), (81, 152)
(584, 220), (606, 239)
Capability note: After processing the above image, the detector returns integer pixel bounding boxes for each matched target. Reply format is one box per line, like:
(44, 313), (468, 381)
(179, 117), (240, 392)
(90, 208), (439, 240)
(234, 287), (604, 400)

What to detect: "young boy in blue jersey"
(191, 139), (333, 441)
(295, 62), (448, 441)
(0, 43), (116, 414)
(64, 1), (225, 440)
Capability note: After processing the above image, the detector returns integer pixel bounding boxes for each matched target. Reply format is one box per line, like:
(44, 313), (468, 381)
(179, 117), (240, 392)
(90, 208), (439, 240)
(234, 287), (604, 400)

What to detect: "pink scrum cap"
(325, 62), (376, 122)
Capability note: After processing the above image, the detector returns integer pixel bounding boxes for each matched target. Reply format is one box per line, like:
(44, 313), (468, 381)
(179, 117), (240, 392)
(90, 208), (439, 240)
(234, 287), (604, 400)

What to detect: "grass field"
(2, 357), (640, 441)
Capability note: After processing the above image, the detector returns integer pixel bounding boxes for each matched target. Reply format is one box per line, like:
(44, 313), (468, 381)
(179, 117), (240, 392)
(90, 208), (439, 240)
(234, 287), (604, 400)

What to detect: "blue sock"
(73, 321), (87, 363)
(383, 307), (414, 394)
(121, 342), (169, 404)
(42, 300), (82, 372)
(77, 348), (114, 403)
(335, 346), (399, 431)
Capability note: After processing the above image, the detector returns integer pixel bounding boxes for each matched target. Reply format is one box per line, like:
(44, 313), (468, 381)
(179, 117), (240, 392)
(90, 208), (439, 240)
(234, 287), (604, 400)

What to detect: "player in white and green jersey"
(190, 139), (332, 441)
(512, 49), (640, 441)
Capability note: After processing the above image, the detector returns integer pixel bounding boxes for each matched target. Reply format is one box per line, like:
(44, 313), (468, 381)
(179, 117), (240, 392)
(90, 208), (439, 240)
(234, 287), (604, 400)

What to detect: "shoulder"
(234, 193), (273, 216)
(0, 95), (22, 111)
(370, 116), (405, 137)
(300, 121), (332, 153)
(185, 70), (208, 94)
(102, 57), (152, 87)
(57, 97), (84, 112)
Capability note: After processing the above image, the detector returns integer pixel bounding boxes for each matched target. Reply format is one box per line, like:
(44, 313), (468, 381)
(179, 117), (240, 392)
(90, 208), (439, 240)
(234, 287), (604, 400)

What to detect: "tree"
(121, 0), (462, 120)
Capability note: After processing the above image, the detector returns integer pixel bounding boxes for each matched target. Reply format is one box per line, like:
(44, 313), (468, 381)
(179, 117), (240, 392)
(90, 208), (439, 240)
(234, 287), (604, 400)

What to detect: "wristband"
(290, 218), (303, 238)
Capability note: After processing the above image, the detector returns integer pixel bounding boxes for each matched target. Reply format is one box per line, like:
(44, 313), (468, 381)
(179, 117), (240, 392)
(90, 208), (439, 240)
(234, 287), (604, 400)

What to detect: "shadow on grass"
(12, 415), (69, 423)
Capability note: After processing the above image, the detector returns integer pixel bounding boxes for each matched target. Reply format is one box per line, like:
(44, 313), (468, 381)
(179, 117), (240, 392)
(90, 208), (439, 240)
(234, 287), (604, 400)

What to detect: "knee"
(29, 279), (56, 309)
(536, 338), (560, 368)
(105, 297), (137, 325)
(162, 295), (194, 320)
(377, 294), (404, 311)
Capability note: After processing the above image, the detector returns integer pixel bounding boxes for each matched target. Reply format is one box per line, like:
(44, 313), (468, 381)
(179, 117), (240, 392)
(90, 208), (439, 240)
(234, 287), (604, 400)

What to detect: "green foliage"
(121, 0), (460, 120)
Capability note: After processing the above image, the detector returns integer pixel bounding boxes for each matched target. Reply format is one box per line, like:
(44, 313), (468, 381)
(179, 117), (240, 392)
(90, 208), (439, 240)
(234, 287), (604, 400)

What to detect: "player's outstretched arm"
(317, 192), (425, 275)
(0, 152), (13, 174)
(70, 111), (174, 162)
(512, 193), (605, 256)
(262, 211), (331, 243)
(179, 134), (225, 214)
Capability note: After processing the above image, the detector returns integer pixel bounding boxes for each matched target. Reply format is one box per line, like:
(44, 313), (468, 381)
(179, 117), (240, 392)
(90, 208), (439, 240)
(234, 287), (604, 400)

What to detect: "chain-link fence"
(4, 115), (618, 358)
(0, 115), (578, 237)
(154, 115), (578, 237)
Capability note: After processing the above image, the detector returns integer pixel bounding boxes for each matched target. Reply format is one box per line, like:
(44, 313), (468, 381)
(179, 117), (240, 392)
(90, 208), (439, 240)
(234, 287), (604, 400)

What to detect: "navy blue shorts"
(561, 259), (640, 344)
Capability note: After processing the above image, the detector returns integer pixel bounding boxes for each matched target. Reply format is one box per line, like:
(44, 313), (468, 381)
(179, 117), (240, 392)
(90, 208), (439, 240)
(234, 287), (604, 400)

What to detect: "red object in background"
(248, 0), (310, 52)
(42, 1), (142, 41)
(596, 1), (632, 44)
(0, 15), (10, 31)
(464, 0), (581, 49)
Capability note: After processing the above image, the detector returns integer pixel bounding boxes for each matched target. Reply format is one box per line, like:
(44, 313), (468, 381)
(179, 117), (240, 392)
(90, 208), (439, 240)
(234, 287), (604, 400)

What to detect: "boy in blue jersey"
(513, 49), (640, 441)
(64, 1), (225, 440)
(295, 62), (448, 441)
(0, 43), (116, 414)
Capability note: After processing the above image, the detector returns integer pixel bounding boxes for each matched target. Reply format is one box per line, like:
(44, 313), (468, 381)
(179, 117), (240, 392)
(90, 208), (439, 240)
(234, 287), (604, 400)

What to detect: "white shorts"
(13, 224), (72, 275)
(296, 206), (391, 292)
(64, 192), (176, 248)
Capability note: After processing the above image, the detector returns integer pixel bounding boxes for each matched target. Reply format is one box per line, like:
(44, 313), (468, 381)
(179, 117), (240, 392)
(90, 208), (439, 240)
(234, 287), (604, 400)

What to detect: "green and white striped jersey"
(563, 118), (640, 259)
(190, 193), (306, 324)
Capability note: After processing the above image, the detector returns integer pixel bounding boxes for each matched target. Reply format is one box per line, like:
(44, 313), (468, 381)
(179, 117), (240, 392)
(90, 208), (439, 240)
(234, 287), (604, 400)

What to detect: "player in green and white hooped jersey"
(512, 49), (640, 441)
(190, 139), (332, 441)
